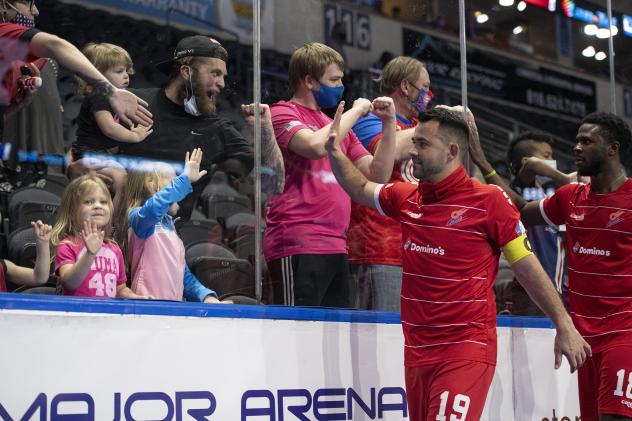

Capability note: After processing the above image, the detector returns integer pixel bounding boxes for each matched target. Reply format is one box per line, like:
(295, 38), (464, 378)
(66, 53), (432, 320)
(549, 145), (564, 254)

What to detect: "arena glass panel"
(0, 0), (262, 306)
(261, 0), (463, 311)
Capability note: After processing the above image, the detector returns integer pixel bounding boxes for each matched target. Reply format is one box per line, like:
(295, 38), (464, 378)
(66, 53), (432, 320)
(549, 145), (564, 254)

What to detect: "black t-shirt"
(121, 88), (254, 219)
(74, 95), (120, 154)
(121, 88), (253, 171)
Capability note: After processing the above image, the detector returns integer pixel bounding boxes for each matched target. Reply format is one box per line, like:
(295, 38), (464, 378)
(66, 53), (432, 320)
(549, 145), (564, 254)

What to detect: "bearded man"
(103, 35), (283, 217)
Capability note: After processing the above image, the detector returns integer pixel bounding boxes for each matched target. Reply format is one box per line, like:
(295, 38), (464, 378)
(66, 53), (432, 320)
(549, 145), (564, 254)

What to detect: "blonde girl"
(52, 173), (148, 299)
(115, 149), (227, 304)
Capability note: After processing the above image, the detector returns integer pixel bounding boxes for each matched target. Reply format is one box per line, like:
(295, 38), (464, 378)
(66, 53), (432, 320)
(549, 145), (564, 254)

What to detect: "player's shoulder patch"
(284, 121), (303, 131)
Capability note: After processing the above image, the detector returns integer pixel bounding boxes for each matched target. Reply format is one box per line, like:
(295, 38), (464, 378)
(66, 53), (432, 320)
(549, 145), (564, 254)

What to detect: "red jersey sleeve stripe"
(539, 199), (558, 227)
(374, 184), (386, 216)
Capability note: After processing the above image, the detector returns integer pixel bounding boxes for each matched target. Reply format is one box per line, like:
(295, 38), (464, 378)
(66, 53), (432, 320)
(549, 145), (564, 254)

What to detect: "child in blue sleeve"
(116, 148), (230, 303)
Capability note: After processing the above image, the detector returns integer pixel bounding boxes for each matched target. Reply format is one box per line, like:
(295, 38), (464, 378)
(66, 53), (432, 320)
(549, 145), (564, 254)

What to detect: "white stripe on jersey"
(405, 340), (486, 348)
(580, 328), (632, 338)
(401, 295), (486, 304)
(571, 310), (632, 320)
(421, 203), (486, 212)
(374, 184), (386, 216)
(401, 221), (487, 237)
(539, 199), (558, 228)
(568, 267), (632, 277)
(568, 225), (632, 235)
(575, 205), (632, 212)
(569, 288), (632, 299)
(403, 271), (474, 282)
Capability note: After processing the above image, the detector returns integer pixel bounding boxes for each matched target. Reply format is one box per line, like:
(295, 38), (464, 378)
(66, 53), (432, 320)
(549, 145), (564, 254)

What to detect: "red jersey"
(348, 117), (417, 265)
(376, 167), (523, 367)
(0, 23), (44, 106)
(541, 179), (632, 352)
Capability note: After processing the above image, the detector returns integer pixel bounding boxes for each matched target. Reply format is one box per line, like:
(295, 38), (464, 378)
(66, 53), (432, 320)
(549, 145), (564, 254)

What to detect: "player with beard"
(325, 104), (590, 421)
(520, 112), (632, 421)
(110, 35), (284, 217)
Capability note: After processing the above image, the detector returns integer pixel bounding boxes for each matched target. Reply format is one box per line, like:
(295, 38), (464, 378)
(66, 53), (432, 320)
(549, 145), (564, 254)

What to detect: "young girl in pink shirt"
(52, 173), (149, 299)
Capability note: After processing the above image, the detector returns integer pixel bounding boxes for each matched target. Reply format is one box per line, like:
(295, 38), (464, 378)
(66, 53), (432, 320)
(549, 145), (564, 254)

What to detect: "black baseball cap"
(156, 35), (227, 75)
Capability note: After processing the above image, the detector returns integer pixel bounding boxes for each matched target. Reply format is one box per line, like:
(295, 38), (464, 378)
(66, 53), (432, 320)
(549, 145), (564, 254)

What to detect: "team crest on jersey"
(446, 208), (468, 226)
(606, 210), (626, 228)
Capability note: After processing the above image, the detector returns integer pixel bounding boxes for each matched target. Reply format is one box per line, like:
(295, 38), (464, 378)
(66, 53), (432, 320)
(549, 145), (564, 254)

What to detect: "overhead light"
(596, 28), (610, 38)
(517, 1), (527, 11)
(595, 51), (607, 61)
(581, 46), (596, 57)
(499, 0), (514, 6)
(596, 26), (618, 38)
(513, 25), (524, 35)
(584, 24), (598, 36)
(475, 11), (489, 23)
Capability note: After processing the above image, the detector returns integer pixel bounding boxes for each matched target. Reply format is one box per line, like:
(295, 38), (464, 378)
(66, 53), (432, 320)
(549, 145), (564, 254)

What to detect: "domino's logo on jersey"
(515, 221), (526, 237)
(403, 238), (445, 255)
(573, 241), (611, 257)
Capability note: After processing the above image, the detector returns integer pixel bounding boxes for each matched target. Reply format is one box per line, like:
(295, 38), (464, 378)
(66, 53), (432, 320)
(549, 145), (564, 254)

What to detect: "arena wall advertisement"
(403, 28), (596, 118)
(0, 295), (580, 420)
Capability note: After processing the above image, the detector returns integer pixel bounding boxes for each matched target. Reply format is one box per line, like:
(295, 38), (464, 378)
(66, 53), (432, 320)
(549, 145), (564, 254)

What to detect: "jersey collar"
(419, 166), (469, 203)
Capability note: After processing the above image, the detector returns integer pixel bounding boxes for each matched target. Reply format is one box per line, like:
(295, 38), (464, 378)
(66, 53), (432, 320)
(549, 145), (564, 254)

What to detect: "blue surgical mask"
(183, 68), (201, 116)
(313, 83), (344, 108)
(411, 87), (432, 114)
(7, 2), (35, 28)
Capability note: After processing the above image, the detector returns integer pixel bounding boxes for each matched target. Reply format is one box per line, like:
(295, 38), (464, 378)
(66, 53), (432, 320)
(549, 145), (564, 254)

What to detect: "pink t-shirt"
(55, 239), (127, 298)
(265, 101), (370, 261)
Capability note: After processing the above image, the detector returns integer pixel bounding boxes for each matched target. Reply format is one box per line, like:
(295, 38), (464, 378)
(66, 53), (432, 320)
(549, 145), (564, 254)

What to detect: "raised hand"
(352, 98), (372, 116)
(372, 97), (396, 122)
(183, 148), (208, 183)
(241, 103), (273, 127)
(325, 101), (345, 154)
(109, 88), (153, 127)
(82, 220), (104, 256)
(131, 124), (153, 142)
(31, 220), (52, 243)
(17, 62), (41, 99)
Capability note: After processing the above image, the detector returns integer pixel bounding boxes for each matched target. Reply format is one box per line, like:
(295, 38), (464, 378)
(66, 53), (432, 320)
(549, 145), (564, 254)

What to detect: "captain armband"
(501, 234), (533, 265)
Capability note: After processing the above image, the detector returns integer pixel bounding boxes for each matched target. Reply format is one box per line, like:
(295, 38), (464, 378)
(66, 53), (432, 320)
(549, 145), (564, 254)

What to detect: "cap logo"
(175, 49), (195, 58)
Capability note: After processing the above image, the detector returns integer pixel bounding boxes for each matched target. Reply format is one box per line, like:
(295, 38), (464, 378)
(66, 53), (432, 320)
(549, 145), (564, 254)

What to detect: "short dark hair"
(581, 112), (632, 155)
(418, 107), (469, 153)
(507, 130), (554, 169)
